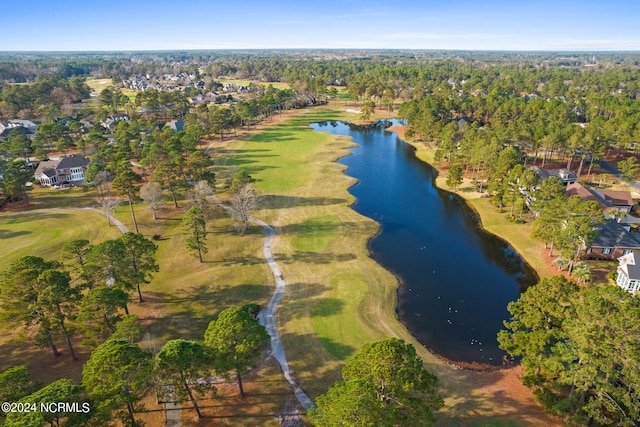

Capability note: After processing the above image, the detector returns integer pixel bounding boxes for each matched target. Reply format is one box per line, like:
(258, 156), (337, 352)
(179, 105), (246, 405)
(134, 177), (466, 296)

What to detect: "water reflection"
(310, 121), (537, 366)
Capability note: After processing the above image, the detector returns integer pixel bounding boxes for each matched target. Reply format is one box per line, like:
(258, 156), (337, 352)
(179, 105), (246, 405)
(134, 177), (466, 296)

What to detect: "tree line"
(499, 276), (640, 426)
(0, 306), (269, 426)
(0, 232), (158, 360)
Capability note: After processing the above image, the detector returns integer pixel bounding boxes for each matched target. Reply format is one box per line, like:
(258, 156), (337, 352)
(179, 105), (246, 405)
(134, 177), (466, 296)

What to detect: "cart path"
(210, 195), (314, 410)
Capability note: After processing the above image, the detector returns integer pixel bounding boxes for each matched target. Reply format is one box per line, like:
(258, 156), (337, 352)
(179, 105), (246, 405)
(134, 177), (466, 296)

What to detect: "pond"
(310, 120), (537, 366)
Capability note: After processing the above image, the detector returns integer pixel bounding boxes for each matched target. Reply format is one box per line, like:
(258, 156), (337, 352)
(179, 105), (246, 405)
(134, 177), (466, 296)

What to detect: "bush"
(241, 303), (261, 317)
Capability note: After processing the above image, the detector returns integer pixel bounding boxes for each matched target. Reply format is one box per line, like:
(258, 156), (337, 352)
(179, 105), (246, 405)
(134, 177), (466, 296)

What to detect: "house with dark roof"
(616, 252), (640, 293)
(0, 119), (38, 141)
(530, 166), (578, 185)
(34, 156), (90, 187)
(586, 220), (640, 259)
(165, 119), (184, 132)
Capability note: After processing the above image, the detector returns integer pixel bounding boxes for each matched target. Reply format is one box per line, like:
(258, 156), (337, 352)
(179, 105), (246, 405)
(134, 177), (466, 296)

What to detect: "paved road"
(210, 196), (314, 410)
(599, 160), (640, 191)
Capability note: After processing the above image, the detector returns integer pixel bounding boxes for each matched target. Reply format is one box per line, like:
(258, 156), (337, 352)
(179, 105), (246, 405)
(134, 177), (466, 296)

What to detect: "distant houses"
(34, 156), (90, 187)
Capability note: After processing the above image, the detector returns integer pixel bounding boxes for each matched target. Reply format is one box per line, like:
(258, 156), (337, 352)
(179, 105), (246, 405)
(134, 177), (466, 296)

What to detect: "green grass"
(14, 186), (99, 210)
(213, 108), (556, 425)
(0, 107), (555, 425)
(0, 208), (123, 386)
(310, 274), (370, 359)
(0, 210), (121, 272)
(226, 113), (344, 194)
(290, 215), (340, 252)
(103, 199), (272, 342)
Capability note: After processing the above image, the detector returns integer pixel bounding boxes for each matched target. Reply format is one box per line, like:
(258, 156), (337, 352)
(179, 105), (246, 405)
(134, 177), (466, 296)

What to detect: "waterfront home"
(566, 182), (635, 221)
(616, 251), (640, 293)
(530, 166), (578, 185)
(586, 220), (640, 259)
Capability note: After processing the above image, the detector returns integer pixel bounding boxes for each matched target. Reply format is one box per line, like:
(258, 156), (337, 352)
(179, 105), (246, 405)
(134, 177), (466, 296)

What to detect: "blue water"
(310, 121), (537, 366)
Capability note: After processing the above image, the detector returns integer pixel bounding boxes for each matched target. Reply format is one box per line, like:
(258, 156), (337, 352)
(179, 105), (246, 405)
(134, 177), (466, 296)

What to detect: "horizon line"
(1, 48), (640, 54)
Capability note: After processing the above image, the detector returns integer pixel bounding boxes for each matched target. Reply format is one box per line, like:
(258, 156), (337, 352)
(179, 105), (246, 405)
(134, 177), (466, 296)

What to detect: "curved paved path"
(210, 196), (314, 410)
(2, 201), (314, 419)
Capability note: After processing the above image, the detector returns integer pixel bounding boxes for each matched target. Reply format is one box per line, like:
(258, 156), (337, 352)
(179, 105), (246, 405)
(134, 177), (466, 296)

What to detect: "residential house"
(0, 119), (38, 141)
(586, 220), (640, 259)
(530, 166), (578, 185)
(164, 119), (184, 132)
(566, 182), (635, 222)
(101, 114), (130, 131)
(188, 95), (205, 105)
(616, 252), (640, 293)
(34, 156), (90, 187)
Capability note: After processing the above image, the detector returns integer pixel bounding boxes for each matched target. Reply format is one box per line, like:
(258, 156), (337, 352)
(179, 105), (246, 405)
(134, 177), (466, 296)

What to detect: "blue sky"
(2, 0), (639, 51)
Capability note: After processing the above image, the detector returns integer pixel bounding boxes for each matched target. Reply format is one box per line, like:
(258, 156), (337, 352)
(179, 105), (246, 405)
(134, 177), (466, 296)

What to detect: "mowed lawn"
(212, 109), (441, 396)
(0, 209), (123, 385)
(211, 108), (558, 426)
(0, 108), (556, 425)
(0, 209), (121, 272)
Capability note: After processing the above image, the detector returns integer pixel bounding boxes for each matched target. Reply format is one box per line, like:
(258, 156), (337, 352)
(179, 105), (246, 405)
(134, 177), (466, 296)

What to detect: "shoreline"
(337, 121), (532, 372)
(213, 108), (560, 425)
(328, 118), (559, 424)
(387, 124), (552, 279)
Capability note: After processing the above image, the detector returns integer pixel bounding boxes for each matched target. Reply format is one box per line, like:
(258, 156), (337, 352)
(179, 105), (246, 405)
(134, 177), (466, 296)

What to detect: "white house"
(0, 119), (38, 141)
(616, 252), (640, 294)
(101, 114), (130, 131)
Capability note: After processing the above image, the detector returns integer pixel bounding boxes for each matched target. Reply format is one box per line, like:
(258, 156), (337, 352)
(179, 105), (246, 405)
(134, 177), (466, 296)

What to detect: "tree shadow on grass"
(279, 330), (352, 377)
(0, 212), (71, 224)
(275, 220), (358, 236)
(221, 252), (356, 267)
(0, 333), (89, 384)
(248, 131), (299, 143)
(285, 252), (356, 265)
(139, 283), (270, 340)
(260, 195), (347, 210)
(0, 229), (32, 239)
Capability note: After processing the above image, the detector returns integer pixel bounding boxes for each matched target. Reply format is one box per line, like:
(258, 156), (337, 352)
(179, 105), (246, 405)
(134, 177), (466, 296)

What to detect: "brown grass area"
(178, 359), (301, 427)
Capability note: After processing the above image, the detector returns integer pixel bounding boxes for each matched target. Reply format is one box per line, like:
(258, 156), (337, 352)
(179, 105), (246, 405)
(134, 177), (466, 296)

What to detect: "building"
(530, 166), (578, 185)
(566, 182), (634, 220)
(34, 156), (90, 187)
(586, 220), (640, 259)
(616, 252), (640, 293)
(101, 114), (130, 131)
(164, 119), (184, 132)
(0, 119), (38, 141)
